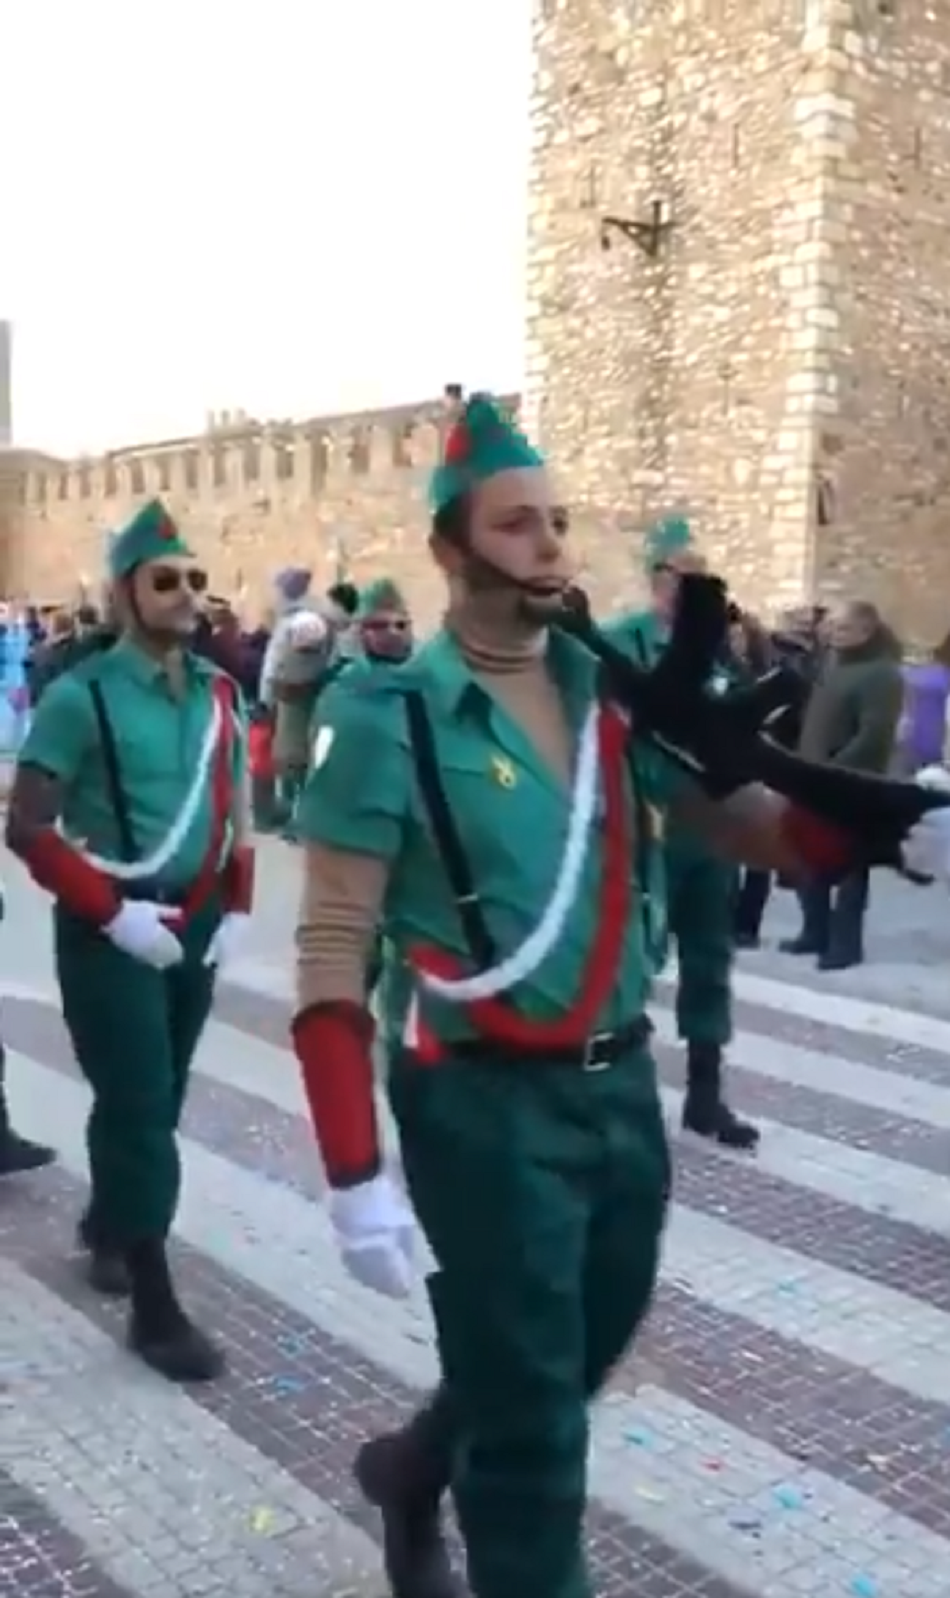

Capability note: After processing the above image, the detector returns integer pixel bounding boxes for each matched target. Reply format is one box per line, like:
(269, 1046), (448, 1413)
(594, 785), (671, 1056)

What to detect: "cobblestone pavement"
(3, 841), (950, 1597)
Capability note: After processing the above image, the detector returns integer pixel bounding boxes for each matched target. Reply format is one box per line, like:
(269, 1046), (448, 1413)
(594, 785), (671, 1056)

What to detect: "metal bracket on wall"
(599, 202), (673, 259)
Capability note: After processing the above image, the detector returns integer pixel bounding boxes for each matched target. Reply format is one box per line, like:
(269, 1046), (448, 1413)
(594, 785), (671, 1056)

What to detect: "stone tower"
(524, 0), (950, 641)
(0, 321), (11, 446)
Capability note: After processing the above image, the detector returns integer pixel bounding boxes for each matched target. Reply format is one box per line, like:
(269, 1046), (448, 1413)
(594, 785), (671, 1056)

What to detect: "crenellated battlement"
(9, 392), (519, 513)
(2, 387), (530, 622)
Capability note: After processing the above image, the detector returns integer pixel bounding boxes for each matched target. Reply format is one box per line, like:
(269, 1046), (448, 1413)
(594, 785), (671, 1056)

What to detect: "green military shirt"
(19, 638), (248, 892)
(297, 626), (675, 1046)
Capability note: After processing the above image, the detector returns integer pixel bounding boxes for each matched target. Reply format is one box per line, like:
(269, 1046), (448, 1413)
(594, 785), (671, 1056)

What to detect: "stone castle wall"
(1, 399), (497, 627)
(812, 4), (950, 647)
(1, 390), (649, 628)
(524, 0), (950, 647)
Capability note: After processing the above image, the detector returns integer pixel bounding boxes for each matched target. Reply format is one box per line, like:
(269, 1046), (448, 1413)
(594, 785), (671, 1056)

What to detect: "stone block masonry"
(7, 4), (950, 642)
(524, 0), (950, 643)
(1, 397), (496, 629)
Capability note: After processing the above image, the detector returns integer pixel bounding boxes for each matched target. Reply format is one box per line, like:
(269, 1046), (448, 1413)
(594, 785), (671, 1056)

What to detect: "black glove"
(558, 574), (734, 741)
(647, 666), (810, 799)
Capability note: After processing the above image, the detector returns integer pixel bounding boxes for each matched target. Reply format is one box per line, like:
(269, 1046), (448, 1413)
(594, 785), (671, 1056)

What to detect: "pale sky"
(2, 0), (532, 457)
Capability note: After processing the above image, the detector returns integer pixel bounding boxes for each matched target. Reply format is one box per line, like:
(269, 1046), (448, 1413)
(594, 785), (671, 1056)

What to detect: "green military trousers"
(666, 843), (737, 1048)
(389, 1042), (670, 1598)
(54, 899), (220, 1243)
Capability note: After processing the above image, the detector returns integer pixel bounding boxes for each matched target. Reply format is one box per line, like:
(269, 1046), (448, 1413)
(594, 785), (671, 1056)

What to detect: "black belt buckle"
(581, 1030), (614, 1072)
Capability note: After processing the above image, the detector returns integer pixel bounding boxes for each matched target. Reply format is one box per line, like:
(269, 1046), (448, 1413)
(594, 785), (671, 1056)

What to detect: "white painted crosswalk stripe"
(653, 1006), (950, 1123)
(662, 964), (950, 1055)
(0, 1261), (382, 1596)
(594, 1388), (949, 1598)
(9, 1045), (950, 1597)
(8, 932), (950, 1598)
(189, 1014), (950, 1243)
(229, 951), (950, 1057)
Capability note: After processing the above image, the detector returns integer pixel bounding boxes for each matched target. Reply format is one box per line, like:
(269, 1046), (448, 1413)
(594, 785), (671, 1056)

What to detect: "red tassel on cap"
(444, 421), (469, 464)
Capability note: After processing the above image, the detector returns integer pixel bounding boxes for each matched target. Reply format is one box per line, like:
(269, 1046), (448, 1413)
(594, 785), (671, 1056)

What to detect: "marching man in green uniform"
(287, 394), (909, 1598)
(6, 499), (254, 1384)
(351, 577), (414, 670)
(307, 576), (415, 725)
(606, 515), (759, 1150)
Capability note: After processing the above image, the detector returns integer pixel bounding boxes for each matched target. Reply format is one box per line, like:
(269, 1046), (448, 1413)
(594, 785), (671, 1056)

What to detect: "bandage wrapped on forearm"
(757, 740), (950, 876)
(292, 846), (387, 1186)
(23, 829), (120, 923)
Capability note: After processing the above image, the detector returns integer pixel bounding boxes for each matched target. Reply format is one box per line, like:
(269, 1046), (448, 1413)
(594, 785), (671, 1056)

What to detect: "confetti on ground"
(270, 1374), (307, 1396)
(250, 1508), (274, 1534)
(729, 1514), (762, 1535)
(773, 1485), (804, 1510)
(624, 1426), (654, 1448)
(849, 1577), (878, 1598)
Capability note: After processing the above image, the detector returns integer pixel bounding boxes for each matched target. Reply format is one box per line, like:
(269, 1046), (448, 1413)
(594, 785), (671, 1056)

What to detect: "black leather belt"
(449, 1014), (652, 1072)
(121, 882), (188, 906)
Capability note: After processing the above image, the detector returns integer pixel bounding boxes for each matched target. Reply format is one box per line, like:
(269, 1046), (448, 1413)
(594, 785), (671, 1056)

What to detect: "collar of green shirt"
(418, 625), (602, 724)
(111, 636), (215, 689)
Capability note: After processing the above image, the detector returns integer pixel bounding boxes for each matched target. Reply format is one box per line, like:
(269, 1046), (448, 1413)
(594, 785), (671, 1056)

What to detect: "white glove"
(286, 611), (328, 648)
(203, 911), (252, 969)
(903, 811), (950, 885)
(903, 768), (950, 886)
(104, 901), (184, 969)
(330, 1173), (416, 1299)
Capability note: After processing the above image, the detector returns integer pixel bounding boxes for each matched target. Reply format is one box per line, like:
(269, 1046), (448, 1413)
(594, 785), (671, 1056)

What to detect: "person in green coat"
(6, 498), (255, 1384)
(605, 514), (758, 1151)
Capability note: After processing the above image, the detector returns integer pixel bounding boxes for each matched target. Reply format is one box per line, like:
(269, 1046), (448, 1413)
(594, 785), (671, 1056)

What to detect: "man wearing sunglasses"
(353, 578), (414, 666)
(6, 498), (253, 1385)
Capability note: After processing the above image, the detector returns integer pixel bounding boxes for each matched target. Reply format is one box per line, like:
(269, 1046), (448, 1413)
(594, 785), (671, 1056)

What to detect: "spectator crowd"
(0, 580), (946, 971)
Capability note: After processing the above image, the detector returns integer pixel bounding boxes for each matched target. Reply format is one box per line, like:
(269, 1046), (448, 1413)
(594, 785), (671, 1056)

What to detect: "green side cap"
(357, 577), (407, 616)
(429, 393), (544, 514)
(108, 499), (194, 579)
(643, 513), (693, 571)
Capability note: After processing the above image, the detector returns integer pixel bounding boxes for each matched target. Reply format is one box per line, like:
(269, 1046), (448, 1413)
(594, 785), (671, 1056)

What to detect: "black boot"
(0, 1058), (55, 1175)
(682, 1042), (759, 1151)
(817, 870), (868, 972)
(125, 1239), (225, 1383)
(76, 1211), (131, 1296)
(354, 1387), (459, 1598)
(0, 1127), (55, 1175)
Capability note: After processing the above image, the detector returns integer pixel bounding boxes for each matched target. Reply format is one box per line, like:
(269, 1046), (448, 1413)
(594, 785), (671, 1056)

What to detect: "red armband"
(23, 830), (119, 925)
(291, 1000), (380, 1187)
(222, 845), (255, 913)
(779, 804), (856, 878)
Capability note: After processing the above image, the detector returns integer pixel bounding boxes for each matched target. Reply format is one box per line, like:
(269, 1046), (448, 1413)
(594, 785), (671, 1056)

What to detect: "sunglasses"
(149, 567), (208, 595)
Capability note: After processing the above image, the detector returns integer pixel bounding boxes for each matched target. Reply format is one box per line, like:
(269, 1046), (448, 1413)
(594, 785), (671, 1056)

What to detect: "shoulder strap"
(403, 689), (497, 969)
(595, 664), (658, 945)
(88, 679), (139, 863)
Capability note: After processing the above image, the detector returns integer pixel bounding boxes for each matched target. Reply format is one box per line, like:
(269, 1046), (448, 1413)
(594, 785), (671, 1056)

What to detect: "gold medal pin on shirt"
(490, 755), (517, 789)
